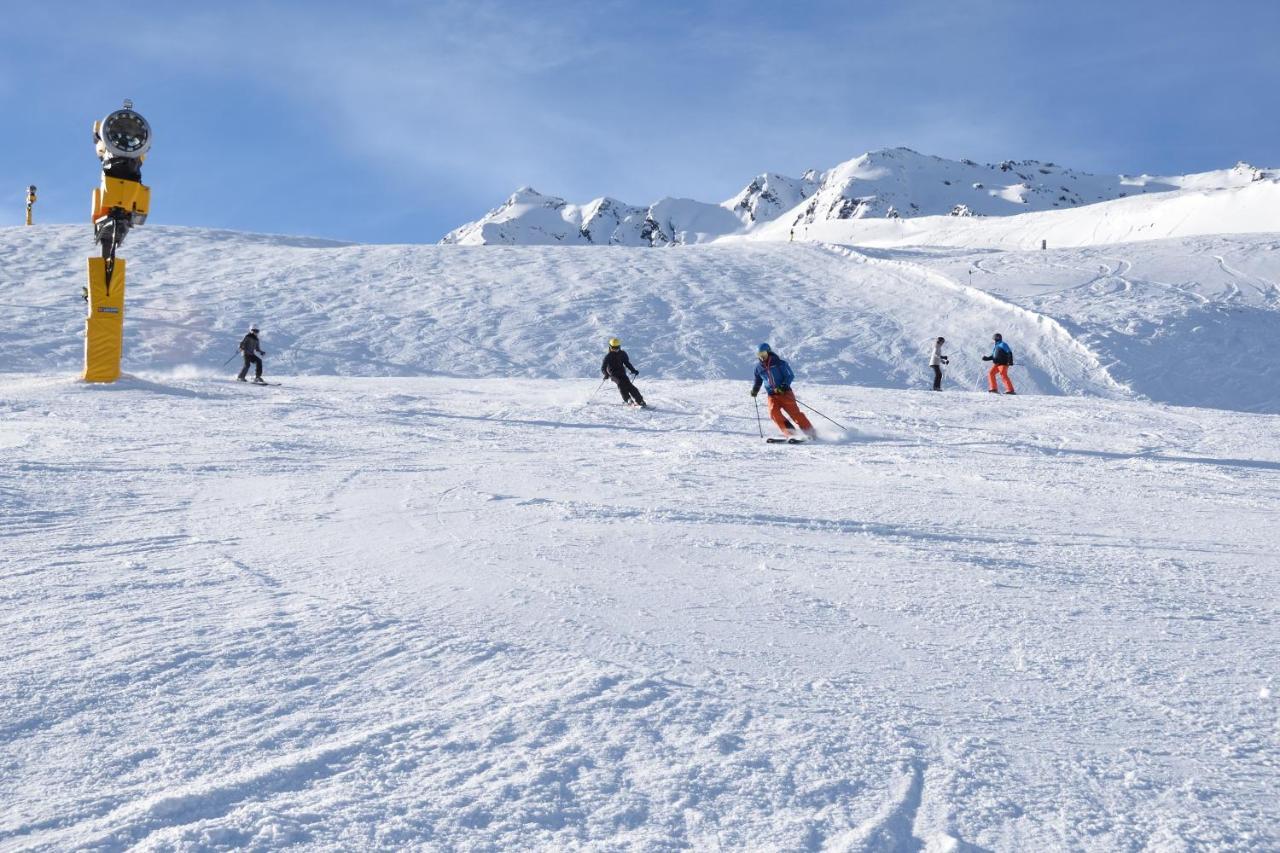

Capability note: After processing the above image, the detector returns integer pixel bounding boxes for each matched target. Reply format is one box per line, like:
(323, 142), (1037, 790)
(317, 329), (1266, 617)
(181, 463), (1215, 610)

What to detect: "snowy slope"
(3, 375), (1277, 849)
(3, 219), (1280, 849)
(4, 224), (1280, 412)
(754, 177), (1280, 251)
(440, 148), (1276, 246)
(788, 150), (1273, 224)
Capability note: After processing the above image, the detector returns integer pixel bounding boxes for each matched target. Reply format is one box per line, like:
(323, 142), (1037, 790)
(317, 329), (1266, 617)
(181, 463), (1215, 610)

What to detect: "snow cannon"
(84, 100), (152, 383)
(25, 185), (36, 225)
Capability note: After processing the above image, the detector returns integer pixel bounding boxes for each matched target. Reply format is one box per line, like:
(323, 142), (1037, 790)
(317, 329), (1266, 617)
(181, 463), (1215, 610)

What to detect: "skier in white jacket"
(929, 337), (949, 391)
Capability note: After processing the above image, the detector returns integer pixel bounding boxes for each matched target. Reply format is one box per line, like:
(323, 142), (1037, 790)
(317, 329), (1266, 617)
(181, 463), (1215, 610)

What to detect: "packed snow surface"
(2, 376), (1276, 850)
(2, 223), (1278, 849)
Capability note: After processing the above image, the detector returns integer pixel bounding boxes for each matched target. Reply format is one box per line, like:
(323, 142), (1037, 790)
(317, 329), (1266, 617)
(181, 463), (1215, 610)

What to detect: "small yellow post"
(25, 185), (36, 226)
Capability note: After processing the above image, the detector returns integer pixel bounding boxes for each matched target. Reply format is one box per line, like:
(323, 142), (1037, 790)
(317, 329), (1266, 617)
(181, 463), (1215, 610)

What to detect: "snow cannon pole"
(84, 100), (152, 383)
(25, 185), (36, 225)
(795, 398), (849, 432)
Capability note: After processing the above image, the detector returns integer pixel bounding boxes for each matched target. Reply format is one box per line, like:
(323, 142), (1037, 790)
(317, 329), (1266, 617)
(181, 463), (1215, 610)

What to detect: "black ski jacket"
(601, 349), (637, 379)
(239, 333), (263, 356)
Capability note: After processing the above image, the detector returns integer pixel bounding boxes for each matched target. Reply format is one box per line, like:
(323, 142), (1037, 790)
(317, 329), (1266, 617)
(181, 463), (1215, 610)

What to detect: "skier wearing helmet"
(750, 343), (815, 439)
(601, 338), (646, 407)
(981, 333), (1016, 394)
(237, 325), (267, 383)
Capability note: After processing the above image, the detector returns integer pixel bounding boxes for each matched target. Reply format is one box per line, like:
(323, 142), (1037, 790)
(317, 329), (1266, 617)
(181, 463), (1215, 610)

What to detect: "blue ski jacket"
(752, 353), (795, 396)
(990, 340), (1013, 366)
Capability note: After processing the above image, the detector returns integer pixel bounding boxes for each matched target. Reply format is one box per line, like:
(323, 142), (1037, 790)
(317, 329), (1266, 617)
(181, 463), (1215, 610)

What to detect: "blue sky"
(3, 0), (1277, 243)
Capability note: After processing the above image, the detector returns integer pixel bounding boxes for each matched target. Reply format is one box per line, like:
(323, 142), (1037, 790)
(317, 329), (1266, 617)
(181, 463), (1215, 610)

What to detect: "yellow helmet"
(608, 338), (621, 348)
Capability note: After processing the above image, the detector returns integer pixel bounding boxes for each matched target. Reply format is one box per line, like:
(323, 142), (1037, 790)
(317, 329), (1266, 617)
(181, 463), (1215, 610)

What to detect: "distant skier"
(981, 333), (1016, 395)
(750, 343), (816, 439)
(237, 325), (267, 383)
(929, 336), (949, 391)
(601, 338), (646, 407)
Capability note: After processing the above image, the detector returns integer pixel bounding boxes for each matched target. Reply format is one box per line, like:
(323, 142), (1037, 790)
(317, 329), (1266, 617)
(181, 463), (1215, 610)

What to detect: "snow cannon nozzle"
(98, 105), (152, 160)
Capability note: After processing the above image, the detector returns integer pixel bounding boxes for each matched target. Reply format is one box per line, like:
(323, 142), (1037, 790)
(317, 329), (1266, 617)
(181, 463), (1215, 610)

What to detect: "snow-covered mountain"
(440, 148), (1276, 246)
(439, 187), (743, 247)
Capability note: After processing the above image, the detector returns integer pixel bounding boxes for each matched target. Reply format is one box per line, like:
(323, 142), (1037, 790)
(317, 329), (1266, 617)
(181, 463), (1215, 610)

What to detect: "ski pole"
(587, 377), (607, 404)
(221, 351), (239, 367)
(753, 396), (764, 438)
(795, 398), (849, 432)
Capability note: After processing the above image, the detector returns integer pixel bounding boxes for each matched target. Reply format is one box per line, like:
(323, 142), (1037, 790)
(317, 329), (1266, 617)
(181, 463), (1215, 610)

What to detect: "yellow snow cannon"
(84, 101), (152, 383)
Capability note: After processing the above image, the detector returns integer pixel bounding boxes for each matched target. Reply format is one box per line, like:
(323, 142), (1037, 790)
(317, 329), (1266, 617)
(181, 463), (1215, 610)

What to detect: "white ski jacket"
(929, 340), (945, 367)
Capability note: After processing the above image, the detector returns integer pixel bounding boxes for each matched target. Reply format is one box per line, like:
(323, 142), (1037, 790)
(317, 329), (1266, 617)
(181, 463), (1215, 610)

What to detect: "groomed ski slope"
(4, 225), (1280, 412)
(2, 223), (1279, 849)
(2, 375), (1277, 850)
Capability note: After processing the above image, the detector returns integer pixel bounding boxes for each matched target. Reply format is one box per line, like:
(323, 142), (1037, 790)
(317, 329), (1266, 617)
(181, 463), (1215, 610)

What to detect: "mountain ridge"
(440, 147), (1276, 246)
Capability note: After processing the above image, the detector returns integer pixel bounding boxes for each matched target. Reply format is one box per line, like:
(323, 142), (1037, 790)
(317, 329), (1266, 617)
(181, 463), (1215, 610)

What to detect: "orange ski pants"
(767, 389), (815, 436)
(988, 364), (1015, 393)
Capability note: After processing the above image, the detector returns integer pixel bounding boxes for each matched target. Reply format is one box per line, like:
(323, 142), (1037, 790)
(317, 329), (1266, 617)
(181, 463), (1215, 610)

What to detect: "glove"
(750, 389), (758, 398)
(941, 356), (949, 364)
(260, 351), (267, 356)
(982, 355), (992, 361)
(630, 370), (638, 376)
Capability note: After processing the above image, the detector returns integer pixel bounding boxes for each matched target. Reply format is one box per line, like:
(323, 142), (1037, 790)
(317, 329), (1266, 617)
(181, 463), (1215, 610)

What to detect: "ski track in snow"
(1, 374), (1277, 851)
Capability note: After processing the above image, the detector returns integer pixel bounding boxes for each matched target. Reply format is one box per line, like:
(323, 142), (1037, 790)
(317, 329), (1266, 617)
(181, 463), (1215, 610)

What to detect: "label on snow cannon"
(97, 306), (120, 314)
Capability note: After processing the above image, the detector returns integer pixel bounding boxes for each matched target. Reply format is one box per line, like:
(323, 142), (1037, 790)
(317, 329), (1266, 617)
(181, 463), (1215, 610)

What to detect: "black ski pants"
(239, 354), (263, 380)
(932, 364), (942, 391)
(610, 373), (645, 405)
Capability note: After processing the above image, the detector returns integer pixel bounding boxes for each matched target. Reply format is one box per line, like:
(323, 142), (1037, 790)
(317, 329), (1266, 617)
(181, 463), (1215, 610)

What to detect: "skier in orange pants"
(982, 333), (1016, 394)
(750, 343), (816, 438)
